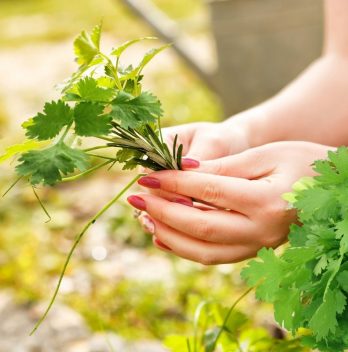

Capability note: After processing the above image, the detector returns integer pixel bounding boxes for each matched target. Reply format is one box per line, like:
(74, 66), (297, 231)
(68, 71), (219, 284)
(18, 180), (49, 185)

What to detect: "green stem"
(2, 176), (23, 197)
(32, 186), (51, 223)
(29, 173), (144, 335)
(82, 145), (113, 152)
(211, 287), (254, 351)
(100, 53), (122, 90)
(61, 160), (112, 182)
(59, 122), (73, 143)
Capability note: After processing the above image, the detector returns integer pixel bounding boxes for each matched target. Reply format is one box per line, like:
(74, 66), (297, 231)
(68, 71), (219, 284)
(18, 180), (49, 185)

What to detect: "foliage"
(1, 23), (186, 334)
(242, 147), (348, 352)
(164, 292), (309, 352)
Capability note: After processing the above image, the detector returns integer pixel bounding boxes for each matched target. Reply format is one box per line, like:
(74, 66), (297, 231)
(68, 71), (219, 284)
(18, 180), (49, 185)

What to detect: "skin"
(128, 0), (348, 263)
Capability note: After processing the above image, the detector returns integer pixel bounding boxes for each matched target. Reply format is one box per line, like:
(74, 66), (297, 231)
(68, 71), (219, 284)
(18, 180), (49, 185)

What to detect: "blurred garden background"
(0, 0), (321, 351)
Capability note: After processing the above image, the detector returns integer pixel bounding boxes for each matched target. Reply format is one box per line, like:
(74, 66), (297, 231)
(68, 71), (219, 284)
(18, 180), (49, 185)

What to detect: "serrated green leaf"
(0, 140), (47, 163)
(25, 100), (74, 140)
(16, 142), (89, 186)
(74, 24), (101, 66)
(110, 91), (162, 129)
(75, 77), (115, 102)
(241, 248), (284, 302)
(74, 102), (111, 137)
(337, 271), (348, 293)
(309, 289), (346, 341)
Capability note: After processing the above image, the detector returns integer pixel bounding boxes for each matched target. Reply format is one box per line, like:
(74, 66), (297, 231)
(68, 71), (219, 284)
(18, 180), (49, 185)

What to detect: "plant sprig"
(1, 24), (183, 333)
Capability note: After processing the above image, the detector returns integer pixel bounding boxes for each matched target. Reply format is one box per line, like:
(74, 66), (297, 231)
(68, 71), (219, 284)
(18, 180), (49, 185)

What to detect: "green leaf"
(309, 289), (346, 341)
(241, 248), (284, 302)
(274, 288), (301, 331)
(75, 77), (115, 102)
(203, 327), (220, 352)
(110, 91), (162, 129)
(16, 142), (89, 186)
(74, 102), (111, 137)
(25, 100), (74, 140)
(337, 271), (348, 293)
(74, 24), (101, 66)
(0, 140), (47, 163)
(111, 37), (156, 57)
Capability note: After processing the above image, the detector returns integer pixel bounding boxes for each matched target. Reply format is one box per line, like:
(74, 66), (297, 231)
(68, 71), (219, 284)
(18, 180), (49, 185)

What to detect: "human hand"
(128, 141), (333, 264)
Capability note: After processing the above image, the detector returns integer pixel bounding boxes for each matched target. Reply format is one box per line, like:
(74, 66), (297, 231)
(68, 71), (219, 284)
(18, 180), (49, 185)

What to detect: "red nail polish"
(127, 195), (146, 211)
(138, 176), (161, 189)
(154, 237), (172, 251)
(173, 198), (193, 207)
(181, 158), (200, 169)
(141, 215), (155, 234)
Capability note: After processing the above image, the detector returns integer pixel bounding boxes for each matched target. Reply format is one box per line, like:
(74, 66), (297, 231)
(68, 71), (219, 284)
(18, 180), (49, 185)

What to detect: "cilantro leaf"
(309, 289), (346, 341)
(73, 102), (111, 137)
(241, 248), (284, 302)
(75, 77), (115, 102)
(16, 142), (89, 186)
(110, 91), (162, 129)
(74, 24), (101, 66)
(25, 100), (74, 140)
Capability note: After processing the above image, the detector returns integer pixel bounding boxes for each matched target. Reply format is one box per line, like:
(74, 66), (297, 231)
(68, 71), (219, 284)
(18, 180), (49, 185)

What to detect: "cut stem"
(29, 173), (144, 335)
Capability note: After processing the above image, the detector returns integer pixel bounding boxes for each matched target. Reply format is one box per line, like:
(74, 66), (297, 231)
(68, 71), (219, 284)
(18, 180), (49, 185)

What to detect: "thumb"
(182, 149), (272, 179)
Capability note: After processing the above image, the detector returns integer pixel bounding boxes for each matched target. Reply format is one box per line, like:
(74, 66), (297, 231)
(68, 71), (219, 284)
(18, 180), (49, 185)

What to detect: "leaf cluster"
(2, 24), (182, 186)
(241, 147), (348, 352)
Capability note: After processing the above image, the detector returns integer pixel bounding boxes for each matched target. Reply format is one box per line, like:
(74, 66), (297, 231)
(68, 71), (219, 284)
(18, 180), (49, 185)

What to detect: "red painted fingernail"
(181, 158), (200, 169)
(141, 215), (155, 234)
(138, 176), (161, 189)
(154, 237), (172, 251)
(127, 195), (146, 211)
(173, 198), (193, 207)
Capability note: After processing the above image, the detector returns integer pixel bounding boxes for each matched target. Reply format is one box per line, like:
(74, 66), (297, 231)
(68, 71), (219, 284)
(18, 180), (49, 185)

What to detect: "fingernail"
(154, 237), (172, 251)
(181, 158), (200, 169)
(138, 176), (160, 189)
(173, 198), (193, 207)
(127, 195), (146, 211)
(141, 215), (155, 234)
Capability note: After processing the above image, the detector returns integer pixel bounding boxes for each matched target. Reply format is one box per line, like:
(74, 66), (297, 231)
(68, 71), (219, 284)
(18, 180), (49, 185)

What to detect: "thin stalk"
(211, 287), (254, 351)
(2, 176), (23, 197)
(29, 173), (144, 335)
(86, 153), (117, 161)
(82, 145), (113, 152)
(100, 53), (122, 90)
(32, 186), (51, 223)
(61, 160), (112, 182)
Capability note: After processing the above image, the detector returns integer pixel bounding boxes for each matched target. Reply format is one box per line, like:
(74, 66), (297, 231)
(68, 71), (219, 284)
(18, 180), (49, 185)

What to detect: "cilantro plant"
(242, 147), (348, 352)
(1, 24), (183, 334)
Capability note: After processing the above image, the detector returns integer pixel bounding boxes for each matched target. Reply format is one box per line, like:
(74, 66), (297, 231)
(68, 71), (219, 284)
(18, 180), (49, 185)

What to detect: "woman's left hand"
(127, 141), (333, 264)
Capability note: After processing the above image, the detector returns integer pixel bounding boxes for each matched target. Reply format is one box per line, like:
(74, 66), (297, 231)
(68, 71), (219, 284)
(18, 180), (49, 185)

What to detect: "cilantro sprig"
(242, 147), (348, 352)
(1, 24), (182, 334)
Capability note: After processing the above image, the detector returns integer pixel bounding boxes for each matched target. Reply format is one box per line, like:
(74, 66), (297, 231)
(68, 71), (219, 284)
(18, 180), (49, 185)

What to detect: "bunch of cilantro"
(242, 147), (348, 352)
(3, 24), (182, 191)
(1, 24), (184, 334)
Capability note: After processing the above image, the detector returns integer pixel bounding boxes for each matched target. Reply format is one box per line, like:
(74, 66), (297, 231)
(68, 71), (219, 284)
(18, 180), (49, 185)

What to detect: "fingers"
(137, 171), (266, 212)
(140, 188), (193, 207)
(128, 193), (256, 245)
(192, 149), (274, 179)
(148, 219), (257, 264)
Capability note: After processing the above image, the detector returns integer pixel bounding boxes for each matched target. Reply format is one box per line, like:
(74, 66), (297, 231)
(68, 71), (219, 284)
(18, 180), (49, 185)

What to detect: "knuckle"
(201, 182), (222, 204)
(192, 218), (214, 240)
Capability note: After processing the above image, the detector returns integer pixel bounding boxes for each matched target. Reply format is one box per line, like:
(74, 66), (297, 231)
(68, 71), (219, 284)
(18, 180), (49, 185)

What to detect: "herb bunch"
(1, 24), (183, 333)
(241, 147), (348, 352)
